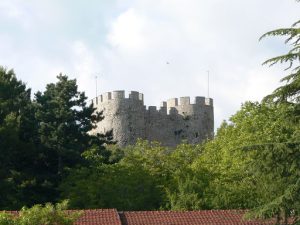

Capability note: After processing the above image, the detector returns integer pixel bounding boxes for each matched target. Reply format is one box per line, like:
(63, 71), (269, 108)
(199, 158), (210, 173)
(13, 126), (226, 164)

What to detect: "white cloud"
(69, 40), (103, 98)
(0, 1), (23, 19)
(107, 8), (148, 52)
(0, 0), (299, 129)
(0, 1), (32, 29)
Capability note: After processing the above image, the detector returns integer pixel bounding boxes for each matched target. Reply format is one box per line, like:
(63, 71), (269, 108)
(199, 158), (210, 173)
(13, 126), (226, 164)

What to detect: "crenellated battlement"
(92, 91), (212, 109)
(91, 90), (214, 147)
(147, 105), (168, 115)
(92, 90), (144, 105)
(165, 96), (213, 108)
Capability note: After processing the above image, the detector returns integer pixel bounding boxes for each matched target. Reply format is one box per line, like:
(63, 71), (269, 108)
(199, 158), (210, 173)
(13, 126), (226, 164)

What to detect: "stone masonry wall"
(91, 90), (214, 147)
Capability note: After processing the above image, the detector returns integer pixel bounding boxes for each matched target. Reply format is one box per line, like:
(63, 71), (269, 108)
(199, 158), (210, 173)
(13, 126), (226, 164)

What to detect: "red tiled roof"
(3, 209), (289, 225)
(120, 210), (274, 225)
(74, 209), (121, 225)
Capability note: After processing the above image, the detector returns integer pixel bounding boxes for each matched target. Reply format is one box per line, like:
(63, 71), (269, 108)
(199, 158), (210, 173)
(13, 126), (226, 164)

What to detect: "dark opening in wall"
(174, 129), (183, 136)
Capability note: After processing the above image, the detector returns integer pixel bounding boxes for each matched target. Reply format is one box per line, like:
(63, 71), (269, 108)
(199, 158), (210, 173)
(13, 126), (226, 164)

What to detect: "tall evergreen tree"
(246, 3), (300, 223)
(0, 70), (112, 209)
(260, 18), (300, 104)
(0, 67), (38, 209)
(34, 74), (111, 176)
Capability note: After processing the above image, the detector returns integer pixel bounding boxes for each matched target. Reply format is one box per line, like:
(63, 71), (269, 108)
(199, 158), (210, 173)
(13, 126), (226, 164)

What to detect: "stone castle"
(91, 90), (214, 147)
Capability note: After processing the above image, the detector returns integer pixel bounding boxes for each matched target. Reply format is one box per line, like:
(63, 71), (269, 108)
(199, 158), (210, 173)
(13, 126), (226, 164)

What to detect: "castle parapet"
(205, 98), (213, 106)
(194, 97), (213, 106)
(139, 93), (144, 101)
(112, 90), (125, 99)
(179, 97), (190, 105)
(159, 102), (167, 114)
(167, 98), (178, 108)
(103, 92), (112, 102)
(146, 105), (168, 115)
(92, 90), (144, 105)
(160, 101), (167, 107)
(148, 106), (157, 113)
(129, 91), (143, 102)
(129, 91), (139, 100)
(91, 91), (213, 108)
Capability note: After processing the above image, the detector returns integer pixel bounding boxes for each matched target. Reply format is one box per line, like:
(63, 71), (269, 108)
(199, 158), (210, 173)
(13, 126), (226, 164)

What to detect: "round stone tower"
(92, 90), (145, 146)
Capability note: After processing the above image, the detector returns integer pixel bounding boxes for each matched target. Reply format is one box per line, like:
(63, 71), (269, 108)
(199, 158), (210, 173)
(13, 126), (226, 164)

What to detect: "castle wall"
(92, 91), (214, 147)
(145, 96), (214, 146)
(145, 105), (178, 146)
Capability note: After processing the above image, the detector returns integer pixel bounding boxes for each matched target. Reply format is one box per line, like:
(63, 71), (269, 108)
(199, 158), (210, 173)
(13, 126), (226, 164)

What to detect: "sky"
(0, 0), (299, 129)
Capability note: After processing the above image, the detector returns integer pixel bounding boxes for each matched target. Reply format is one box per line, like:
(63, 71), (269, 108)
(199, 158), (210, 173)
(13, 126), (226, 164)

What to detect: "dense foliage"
(0, 201), (80, 225)
(0, 68), (111, 209)
(61, 141), (205, 210)
(0, 67), (38, 209)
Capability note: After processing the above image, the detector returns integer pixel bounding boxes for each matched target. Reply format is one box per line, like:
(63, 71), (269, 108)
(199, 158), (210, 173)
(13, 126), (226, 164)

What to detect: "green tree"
(244, 5), (300, 223)
(33, 74), (112, 203)
(192, 102), (298, 211)
(61, 140), (209, 210)
(0, 67), (31, 125)
(117, 141), (209, 210)
(0, 201), (80, 225)
(161, 143), (209, 210)
(165, 171), (208, 210)
(0, 67), (40, 209)
(242, 103), (300, 223)
(0, 69), (115, 209)
(0, 212), (14, 225)
(260, 17), (300, 104)
(35, 74), (109, 175)
(61, 163), (162, 210)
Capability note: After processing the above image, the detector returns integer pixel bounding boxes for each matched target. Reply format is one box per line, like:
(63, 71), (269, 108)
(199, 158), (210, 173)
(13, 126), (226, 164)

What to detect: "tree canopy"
(0, 201), (80, 225)
(0, 70), (112, 209)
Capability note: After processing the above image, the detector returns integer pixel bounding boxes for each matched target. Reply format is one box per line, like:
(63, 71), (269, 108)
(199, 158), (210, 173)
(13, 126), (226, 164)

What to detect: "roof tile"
(3, 209), (293, 225)
(73, 209), (121, 225)
(121, 210), (274, 225)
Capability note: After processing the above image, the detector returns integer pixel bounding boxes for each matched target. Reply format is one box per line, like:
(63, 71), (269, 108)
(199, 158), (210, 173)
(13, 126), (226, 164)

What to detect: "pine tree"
(0, 67), (39, 209)
(260, 19), (300, 103)
(34, 74), (111, 176)
(246, 3), (300, 223)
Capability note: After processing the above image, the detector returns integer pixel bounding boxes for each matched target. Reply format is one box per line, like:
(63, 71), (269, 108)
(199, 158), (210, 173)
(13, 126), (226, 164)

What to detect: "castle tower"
(91, 90), (145, 146)
(91, 91), (214, 147)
